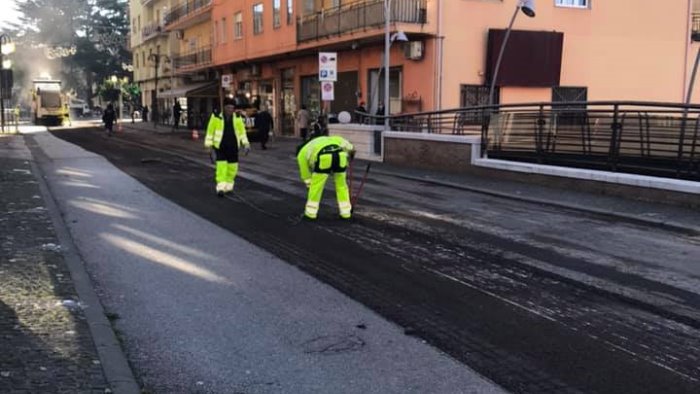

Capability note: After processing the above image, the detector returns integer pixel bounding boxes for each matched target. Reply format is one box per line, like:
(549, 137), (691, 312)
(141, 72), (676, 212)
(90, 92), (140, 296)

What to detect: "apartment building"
(131, 0), (700, 134)
(130, 0), (179, 120)
(447, 0), (700, 110)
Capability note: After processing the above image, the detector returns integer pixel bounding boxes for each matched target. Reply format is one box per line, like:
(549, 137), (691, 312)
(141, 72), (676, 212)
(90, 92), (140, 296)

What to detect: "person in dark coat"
(354, 101), (367, 124)
(172, 101), (182, 130)
(375, 101), (385, 125)
(142, 105), (149, 122)
(254, 105), (274, 150)
(102, 103), (116, 136)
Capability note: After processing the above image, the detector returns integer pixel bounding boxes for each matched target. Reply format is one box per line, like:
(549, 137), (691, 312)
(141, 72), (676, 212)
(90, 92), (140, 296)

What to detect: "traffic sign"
(321, 81), (334, 101)
(221, 74), (233, 89)
(318, 52), (337, 82)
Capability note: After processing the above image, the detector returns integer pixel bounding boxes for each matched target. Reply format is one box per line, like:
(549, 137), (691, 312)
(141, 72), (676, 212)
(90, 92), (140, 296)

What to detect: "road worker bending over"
(204, 99), (250, 197)
(296, 132), (355, 220)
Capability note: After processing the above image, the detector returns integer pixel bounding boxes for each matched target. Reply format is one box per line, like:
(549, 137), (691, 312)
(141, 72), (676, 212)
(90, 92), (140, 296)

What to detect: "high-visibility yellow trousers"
(304, 171), (352, 219)
(215, 161), (238, 193)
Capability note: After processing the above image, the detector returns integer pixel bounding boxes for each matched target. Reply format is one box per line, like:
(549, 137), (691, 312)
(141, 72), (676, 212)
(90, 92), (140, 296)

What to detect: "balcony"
(297, 0), (427, 43)
(141, 22), (165, 42)
(141, 0), (156, 6)
(174, 45), (212, 74)
(164, 0), (212, 30)
(693, 13), (700, 41)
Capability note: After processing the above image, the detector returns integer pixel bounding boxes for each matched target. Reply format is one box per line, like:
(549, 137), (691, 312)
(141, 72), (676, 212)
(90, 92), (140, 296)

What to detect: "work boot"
(217, 191), (224, 198)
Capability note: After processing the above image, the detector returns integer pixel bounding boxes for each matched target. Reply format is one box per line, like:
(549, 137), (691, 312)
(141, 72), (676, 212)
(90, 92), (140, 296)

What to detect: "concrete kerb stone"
(27, 141), (141, 394)
(371, 168), (700, 236)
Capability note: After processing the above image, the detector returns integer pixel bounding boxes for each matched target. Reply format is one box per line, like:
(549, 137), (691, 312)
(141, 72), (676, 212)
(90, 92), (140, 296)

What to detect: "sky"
(0, 1), (21, 30)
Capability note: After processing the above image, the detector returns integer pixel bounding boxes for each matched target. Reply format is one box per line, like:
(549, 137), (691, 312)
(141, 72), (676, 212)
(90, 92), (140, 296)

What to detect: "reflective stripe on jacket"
(296, 136), (354, 182)
(204, 113), (250, 149)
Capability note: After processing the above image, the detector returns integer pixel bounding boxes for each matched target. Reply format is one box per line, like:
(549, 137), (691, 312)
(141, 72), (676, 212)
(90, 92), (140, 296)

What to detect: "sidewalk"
(0, 134), (138, 393)
(122, 120), (700, 235)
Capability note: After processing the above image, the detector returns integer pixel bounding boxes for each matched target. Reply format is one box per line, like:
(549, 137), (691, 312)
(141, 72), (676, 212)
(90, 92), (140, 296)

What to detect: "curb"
(372, 169), (700, 236)
(26, 136), (141, 394)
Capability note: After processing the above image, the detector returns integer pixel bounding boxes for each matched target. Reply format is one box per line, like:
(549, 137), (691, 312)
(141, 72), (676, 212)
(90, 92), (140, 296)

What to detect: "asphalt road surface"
(42, 127), (700, 393)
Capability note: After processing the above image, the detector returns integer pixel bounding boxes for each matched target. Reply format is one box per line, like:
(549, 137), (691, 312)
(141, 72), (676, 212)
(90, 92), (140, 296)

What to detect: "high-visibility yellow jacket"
(204, 113), (249, 149)
(297, 135), (354, 182)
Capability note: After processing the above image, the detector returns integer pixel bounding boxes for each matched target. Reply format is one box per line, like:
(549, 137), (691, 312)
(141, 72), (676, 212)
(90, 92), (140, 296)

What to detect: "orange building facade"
(131, 0), (700, 135)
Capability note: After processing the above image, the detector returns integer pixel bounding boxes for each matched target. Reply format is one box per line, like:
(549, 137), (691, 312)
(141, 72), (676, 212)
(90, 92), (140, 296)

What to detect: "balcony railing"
(297, 0), (427, 43)
(693, 13), (700, 41)
(174, 45), (212, 73)
(141, 22), (164, 41)
(164, 0), (212, 27)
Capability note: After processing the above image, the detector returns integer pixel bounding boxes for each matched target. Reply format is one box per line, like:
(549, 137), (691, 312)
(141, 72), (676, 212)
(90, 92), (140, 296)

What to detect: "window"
(273, 0), (281, 28)
(287, 0), (293, 25)
(221, 17), (227, 43)
(555, 0), (589, 8)
(459, 85), (497, 125)
(253, 3), (264, 34)
(132, 18), (136, 34)
(214, 21), (219, 44)
(552, 86), (588, 126)
(234, 12), (243, 39)
(303, 0), (314, 14)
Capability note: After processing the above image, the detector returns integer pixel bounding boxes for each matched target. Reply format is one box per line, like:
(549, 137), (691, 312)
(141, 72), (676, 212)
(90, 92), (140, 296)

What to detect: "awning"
(157, 82), (219, 99)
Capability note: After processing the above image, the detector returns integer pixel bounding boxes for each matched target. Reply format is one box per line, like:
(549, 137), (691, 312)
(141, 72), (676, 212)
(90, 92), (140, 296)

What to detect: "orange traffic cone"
(191, 129), (199, 140)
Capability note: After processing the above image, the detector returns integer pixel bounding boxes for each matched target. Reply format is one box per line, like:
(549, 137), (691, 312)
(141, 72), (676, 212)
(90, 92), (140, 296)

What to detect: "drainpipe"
(435, 0), (444, 111)
(684, 0), (692, 102)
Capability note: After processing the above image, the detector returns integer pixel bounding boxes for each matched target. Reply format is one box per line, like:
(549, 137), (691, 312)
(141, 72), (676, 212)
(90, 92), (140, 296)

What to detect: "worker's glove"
(304, 179), (311, 189)
(242, 145), (250, 156)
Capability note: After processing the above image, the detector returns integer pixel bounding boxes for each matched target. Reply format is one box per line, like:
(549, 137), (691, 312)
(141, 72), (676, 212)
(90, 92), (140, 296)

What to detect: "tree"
(6, 0), (131, 106)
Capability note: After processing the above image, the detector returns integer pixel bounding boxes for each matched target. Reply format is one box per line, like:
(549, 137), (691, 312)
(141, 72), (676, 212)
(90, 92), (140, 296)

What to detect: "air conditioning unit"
(250, 64), (260, 77)
(404, 41), (424, 61)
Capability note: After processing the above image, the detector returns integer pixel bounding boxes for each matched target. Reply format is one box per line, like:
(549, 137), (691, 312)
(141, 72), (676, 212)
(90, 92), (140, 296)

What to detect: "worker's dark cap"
(223, 97), (236, 107)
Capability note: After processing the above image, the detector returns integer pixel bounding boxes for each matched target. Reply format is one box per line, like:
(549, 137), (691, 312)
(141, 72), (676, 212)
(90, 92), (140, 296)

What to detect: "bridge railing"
(359, 101), (700, 181)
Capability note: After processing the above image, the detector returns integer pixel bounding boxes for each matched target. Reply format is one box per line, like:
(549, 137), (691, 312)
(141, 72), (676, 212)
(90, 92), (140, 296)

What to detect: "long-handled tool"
(351, 162), (372, 210)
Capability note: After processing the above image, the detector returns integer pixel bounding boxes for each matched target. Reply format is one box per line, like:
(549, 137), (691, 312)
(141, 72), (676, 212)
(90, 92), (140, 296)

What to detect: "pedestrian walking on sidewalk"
(172, 101), (182, 130)
(296, 131), (355, 220)
(142, 105), (149, 122)
(102, 103), (116, 136)
(204, 100), (250, 197)
(297, 105), (310, 141)
(254, 105), (273, 150)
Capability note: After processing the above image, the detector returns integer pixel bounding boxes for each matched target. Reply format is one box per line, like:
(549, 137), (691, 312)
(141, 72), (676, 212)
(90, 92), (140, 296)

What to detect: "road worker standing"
(296, 132), (355, 220)
(204, 99), (250, 197)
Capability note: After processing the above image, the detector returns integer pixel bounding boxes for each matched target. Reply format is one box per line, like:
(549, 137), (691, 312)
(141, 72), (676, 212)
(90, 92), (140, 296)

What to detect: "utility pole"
(148, 49), (169, 128)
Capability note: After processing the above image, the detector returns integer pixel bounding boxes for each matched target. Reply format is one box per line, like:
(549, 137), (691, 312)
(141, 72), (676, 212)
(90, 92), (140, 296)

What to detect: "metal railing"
(297, 0), (427, 42)
(693, 13), (700, 41)
(141, 22), (163, 41)
(362, 101), (700, 181)
(164, 0), (212, 27)
(173, 45), (212, 72)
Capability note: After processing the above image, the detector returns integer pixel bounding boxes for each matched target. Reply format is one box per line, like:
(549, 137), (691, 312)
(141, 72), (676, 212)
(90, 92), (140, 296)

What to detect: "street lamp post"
(382, 0), (408, 131)
(487, 0), (536, 108)
(0, 34), (14, 133)
(148, 50), (170, 128)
